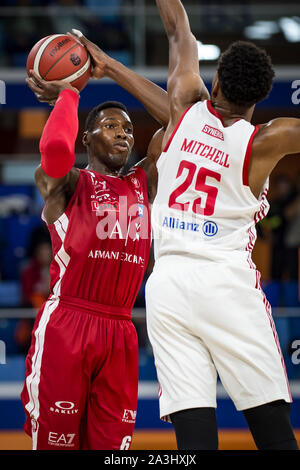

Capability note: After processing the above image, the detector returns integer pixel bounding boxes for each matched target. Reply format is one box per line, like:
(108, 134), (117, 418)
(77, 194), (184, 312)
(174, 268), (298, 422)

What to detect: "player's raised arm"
(250, 116), (300, 195)
(156, 0), (209, 134)
(70, 30), (169, 127)
(26, 71), (80, 221)
(261, 117), (300, 159)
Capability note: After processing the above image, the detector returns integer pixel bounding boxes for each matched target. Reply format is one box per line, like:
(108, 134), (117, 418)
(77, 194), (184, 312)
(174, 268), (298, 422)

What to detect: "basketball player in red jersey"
(143, 0), (300, 451)
(21, 57), (168, 449)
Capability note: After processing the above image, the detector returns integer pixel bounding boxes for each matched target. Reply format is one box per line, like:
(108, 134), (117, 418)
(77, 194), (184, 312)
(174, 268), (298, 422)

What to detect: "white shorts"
(145, 254), (292, 422)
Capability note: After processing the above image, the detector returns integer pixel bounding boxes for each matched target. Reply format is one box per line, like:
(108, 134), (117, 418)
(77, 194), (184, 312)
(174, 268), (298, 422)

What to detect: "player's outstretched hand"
(26, 70), (79, 105)
(68, 29), (111, 80)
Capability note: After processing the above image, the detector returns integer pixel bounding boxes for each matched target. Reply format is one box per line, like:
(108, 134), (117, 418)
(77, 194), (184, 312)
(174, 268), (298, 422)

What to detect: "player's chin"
(108, 151), (130, 169)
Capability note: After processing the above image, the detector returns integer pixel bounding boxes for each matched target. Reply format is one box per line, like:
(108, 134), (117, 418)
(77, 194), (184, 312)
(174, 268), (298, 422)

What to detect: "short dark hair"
(217, 41), (275, 107)
(85, 101), (130, 132)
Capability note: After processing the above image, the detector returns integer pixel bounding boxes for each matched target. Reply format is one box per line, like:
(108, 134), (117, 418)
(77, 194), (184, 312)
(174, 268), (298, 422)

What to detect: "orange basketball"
(26, 34), (91, 91)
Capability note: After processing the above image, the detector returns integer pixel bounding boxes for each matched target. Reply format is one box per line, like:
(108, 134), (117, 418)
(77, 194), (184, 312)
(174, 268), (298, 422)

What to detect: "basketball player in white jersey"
(145, 0), (300, 450)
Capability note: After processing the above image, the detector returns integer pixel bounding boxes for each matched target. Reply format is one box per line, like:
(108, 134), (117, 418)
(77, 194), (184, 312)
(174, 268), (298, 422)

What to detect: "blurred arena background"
(0, 0), (300, 451)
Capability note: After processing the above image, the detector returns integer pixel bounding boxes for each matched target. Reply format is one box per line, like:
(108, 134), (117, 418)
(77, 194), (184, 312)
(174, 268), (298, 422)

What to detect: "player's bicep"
(266, 118), (300, 158)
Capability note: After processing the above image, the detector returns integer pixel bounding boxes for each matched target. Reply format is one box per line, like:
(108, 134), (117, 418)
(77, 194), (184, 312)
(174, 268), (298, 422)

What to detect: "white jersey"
(151, 99), (269, 261)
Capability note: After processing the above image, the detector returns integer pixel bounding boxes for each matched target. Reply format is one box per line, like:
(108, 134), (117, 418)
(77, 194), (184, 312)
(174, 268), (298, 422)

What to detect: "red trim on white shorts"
(245, 220), (292, 402)
(256, 272), (293, 402)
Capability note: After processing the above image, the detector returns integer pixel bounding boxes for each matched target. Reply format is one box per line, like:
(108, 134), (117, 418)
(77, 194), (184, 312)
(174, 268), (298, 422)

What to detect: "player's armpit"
(35, 165), (79, 201)
(35, 166), (80, 225)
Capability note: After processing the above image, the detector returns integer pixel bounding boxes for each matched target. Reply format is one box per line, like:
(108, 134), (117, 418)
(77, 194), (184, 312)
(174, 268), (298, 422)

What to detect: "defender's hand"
(26, 70), (79, 105)
(68, 29), (111, 80)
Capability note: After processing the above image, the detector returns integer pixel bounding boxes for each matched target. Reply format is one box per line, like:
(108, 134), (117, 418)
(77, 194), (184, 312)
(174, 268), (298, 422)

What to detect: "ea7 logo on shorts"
(122, 409), (136, 423)
(48, 431), (76, 447)
(50, 401), (79, 415)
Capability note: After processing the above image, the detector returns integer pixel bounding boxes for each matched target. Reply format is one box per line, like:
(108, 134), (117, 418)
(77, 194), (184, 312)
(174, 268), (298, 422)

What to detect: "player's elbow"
(40, 138), (75, 178)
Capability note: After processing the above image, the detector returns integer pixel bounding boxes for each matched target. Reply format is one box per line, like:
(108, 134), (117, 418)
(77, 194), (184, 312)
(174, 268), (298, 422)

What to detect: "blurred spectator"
(4, 0), (52, 67)
(27, 223), (51, 258)
(284, 172), (300, 280)
(14, 240), (52, 354)
(83, 0), (121, 23)
(264, 174), (297, 280)
(21, 240), (52, 308)
(50, 0), (87, 37)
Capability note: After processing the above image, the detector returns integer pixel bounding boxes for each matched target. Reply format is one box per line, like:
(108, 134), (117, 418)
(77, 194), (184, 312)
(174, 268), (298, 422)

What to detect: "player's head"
(83, 101), (134, 172)
(212, 41), (275, 108)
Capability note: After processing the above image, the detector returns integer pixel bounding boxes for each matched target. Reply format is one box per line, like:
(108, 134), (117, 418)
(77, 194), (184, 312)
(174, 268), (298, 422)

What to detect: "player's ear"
(211, 73), (220, 99)
(82, 131), (90, 147)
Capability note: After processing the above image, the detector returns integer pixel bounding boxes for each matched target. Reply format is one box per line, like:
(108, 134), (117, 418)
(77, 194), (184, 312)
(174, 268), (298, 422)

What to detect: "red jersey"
(44, 166), (150, 315)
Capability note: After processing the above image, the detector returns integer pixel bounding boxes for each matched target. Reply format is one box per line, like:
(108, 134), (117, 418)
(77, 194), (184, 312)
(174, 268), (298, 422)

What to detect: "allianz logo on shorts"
(50, 401), (79, 415)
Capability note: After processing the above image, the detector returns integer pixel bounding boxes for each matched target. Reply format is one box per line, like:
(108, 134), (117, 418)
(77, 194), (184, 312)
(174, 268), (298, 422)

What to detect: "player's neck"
(211, 97), (254, 124)
(85, 160), (122, 177)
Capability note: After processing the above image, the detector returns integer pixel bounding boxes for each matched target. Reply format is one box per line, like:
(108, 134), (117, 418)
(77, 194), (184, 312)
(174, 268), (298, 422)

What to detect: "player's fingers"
(27, 82), (47, 102)
(70, 29), (97, 51)
(68, 29), (86, 45)
(28, 70), (45, 87)
(26, 77), (43, 94)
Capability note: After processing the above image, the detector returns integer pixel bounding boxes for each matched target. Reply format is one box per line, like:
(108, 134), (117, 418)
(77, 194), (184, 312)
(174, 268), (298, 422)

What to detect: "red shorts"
(21, 296), (138, 450)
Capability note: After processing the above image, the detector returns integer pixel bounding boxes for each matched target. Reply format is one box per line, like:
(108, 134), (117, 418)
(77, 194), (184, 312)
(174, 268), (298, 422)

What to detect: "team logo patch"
(91, 200), (119, 212)
(131, 177), (140, 188)
(70, 53), (81, 66)
(202, 221), (218, 237)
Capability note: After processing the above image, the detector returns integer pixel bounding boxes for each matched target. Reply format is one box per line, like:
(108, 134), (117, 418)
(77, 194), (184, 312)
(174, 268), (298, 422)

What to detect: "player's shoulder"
(125, 165), (145, 178)
(255, 117), (300, 138)
(124, 165), (147, 189)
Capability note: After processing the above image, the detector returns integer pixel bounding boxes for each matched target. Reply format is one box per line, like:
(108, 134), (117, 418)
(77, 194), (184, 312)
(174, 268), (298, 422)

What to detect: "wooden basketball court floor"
(0, 429), (299, 450)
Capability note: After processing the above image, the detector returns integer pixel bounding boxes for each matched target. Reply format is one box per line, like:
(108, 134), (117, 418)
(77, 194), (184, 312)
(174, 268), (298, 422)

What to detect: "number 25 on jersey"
(168, 160), (221, 216)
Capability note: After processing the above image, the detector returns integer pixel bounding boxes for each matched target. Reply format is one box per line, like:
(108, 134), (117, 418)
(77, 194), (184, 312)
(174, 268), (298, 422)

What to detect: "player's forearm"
(156, 0), (190, 39)
(156, 0), (198, 83)
(105, 58), (169, 126)
(40, 89), (79, 178)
